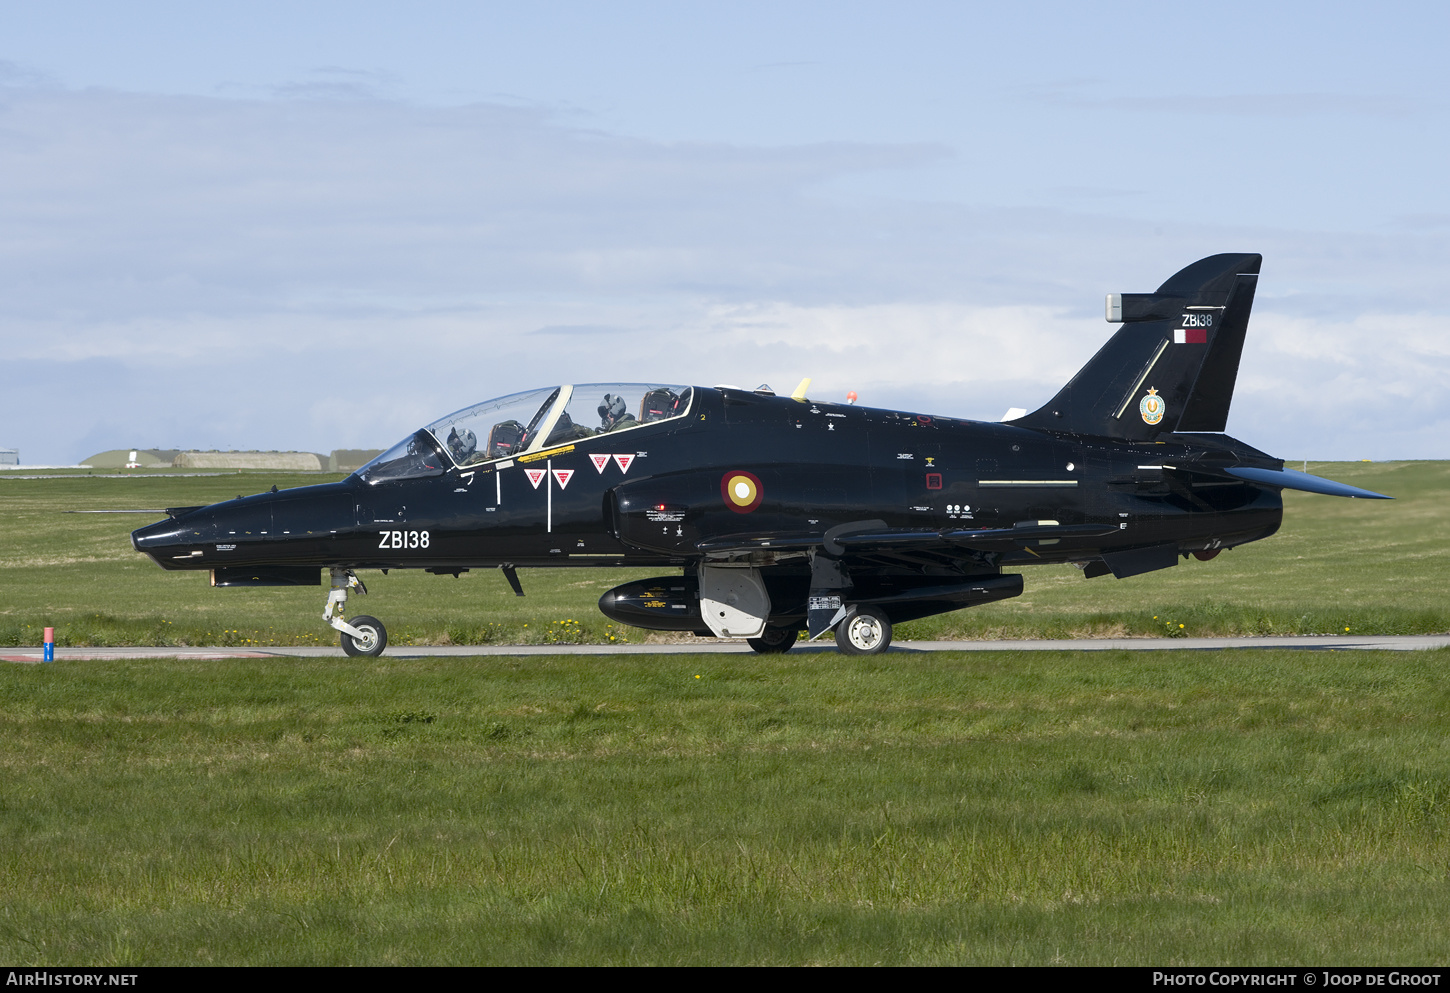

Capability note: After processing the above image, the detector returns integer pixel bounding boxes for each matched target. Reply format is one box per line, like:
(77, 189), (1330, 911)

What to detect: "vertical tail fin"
(1015, 253), (1261, 439)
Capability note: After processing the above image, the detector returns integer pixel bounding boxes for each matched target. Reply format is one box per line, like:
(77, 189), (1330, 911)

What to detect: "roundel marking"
(721, 470), (764, 513)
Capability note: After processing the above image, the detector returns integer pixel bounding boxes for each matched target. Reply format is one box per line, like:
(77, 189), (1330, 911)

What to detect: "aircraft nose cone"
(130, 481), (358, 569)
(131, 514), (196, 555)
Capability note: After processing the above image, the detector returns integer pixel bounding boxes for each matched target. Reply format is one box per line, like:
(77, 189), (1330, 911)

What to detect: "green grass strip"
(3, 649), (1450, 964)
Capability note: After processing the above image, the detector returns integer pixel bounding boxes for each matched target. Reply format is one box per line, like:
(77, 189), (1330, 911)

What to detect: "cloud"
(269, 80), (389, 101)
(310, 66), (400, 83)
(1018, 81), (1419, 118)
(0, 84), (1447, 463)
(530, 324), (628, 335)
(0, 87), (950, 317)
(1086, 93), (1415, 118)
(1392, 213), (1450, 231)
(1237, 309), (1450, 457)
(0, 59), (54, 88)
(1045, 186), (1143, 200)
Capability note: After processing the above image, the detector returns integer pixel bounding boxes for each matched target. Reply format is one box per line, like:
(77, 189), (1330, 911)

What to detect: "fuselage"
(131, 386), (1283, 574)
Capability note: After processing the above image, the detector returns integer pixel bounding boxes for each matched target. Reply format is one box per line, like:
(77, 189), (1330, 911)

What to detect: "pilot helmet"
(456, 427), (476, 457)
(598, 393), (626, 424)
(447, 425), (477, 458)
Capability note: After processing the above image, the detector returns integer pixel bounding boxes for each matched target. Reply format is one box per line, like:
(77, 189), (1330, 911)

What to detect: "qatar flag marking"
(552, 469), (574, 489)
(590, 454), (611, 474)
(1174, 328), (1208, 344)
(525, 468), (547, 489)
(613, 454), (635, 474)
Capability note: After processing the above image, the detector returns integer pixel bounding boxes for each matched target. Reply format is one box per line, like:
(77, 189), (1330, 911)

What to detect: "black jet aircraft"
(132, 253), (1389, 656)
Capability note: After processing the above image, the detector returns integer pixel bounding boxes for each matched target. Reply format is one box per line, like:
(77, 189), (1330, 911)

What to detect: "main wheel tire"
(835, 606), (892, 655)
(748, 625), (800, 654)
(340, 615), (388, 657)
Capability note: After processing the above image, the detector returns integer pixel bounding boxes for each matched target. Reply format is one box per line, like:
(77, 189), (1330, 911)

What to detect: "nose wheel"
(340, 615), (388, 657)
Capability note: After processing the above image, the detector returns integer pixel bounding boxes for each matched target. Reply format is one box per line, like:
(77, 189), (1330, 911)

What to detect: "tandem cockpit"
(355, 383), (695, 484)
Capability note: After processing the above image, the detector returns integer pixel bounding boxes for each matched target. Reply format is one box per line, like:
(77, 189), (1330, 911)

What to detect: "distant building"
(0, 448), (17, 466)
(328, 449), (383, 473)
(81, 449), (182, 469)
(173, 451), (327, 470)
(80, 448), (382, 472)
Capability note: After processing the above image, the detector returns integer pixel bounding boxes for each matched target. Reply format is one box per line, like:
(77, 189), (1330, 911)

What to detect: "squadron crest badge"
(1139, 388), (1165, 425)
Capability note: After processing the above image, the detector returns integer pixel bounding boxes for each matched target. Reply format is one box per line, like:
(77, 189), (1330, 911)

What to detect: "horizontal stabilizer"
(1224, 466), (1391, 499)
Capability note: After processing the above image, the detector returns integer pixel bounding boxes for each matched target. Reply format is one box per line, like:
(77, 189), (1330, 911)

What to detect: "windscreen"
(354, 429), (449, 484)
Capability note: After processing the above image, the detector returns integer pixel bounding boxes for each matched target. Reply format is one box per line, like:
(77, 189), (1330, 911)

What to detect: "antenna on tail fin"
(1015, 253), (1261, 440)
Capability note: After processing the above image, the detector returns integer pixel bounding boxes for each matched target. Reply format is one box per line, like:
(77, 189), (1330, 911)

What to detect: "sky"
(2, 1), (1448, 463)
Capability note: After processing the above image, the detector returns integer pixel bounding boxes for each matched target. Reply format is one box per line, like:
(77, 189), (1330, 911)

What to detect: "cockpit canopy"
(356, 383), (694, 484)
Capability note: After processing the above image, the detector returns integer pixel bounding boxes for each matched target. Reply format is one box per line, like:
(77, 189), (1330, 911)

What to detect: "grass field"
(1, 460), (1446, 647)
(3, 464), (1448, 965)
(3, 647), (1450, 965)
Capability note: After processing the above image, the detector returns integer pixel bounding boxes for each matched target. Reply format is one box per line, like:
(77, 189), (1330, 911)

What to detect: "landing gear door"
(699, 565), (770, 639)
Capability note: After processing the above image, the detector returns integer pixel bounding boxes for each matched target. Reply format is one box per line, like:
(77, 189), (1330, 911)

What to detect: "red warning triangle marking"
(525, 468), (547, 489)
(590, 453), (610, 474)
(552, 469), (574, 489)
(613, 454), (635, 474)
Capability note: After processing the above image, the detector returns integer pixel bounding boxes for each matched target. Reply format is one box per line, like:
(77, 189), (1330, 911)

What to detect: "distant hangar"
(82, 448), (382, 472)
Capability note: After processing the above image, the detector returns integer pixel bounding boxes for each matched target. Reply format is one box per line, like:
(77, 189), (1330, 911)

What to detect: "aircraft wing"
(695, 527), (945, 556)
(939, 522), (1124, 549)
(694, 532), (829, 553)
(696, 521), (1122, 557)
(832, 522), (1121, 551)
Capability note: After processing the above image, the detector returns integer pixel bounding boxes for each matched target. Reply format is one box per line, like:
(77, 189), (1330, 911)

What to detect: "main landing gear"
(748, 625), (800, 654)
(744, 609), (894, 656)
(325, 568), (389, 657)
(834, 606), (892, 655)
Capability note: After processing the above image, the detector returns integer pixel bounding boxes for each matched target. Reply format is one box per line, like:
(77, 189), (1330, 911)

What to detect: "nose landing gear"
(325, 568), (388, 657)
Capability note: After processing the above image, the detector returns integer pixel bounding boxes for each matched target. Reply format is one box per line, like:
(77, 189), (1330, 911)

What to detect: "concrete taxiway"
(5, 634), (1448, 663)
